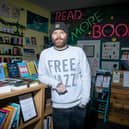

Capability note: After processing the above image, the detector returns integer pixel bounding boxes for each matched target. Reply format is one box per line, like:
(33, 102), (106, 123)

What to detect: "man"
(38, 22), (91, 129)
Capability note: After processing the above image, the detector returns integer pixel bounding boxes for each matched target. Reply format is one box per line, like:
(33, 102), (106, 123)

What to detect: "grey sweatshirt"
(38, 45), (91, 108)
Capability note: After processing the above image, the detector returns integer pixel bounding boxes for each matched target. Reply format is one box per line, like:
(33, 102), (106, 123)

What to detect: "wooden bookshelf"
(44, 86), (53, 129)
(109, 70), (129, 126)
(0, 84), (46, 129)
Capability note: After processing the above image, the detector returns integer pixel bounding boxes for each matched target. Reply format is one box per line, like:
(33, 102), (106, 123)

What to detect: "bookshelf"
(0, 84), (46, 129)
(0, 18), (25, 63)
(44, 86), (53, 129)
(109, 70), (129, 126)
(91, 70), (112, 123)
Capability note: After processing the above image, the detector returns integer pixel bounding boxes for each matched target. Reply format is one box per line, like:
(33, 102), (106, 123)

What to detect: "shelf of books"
(0, 84), (46, 129)
(0, 59), (53, 129)
(44, 87), (53, 129)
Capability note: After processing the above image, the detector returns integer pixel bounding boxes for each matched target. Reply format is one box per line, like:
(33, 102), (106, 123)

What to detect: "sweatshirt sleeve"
(38, 51), (60, 89)
(79, 48), (91, 106)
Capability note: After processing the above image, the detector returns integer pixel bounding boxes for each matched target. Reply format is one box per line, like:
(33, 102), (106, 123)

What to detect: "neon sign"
(92, 23), (129, 39)
(55, 10), (82, 21)
(71, 10), (103, 43)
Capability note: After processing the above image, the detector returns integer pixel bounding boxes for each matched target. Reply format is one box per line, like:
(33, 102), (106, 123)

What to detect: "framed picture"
(18, 93), (37, 122)
(83, 45), (94, 57)
(27, 11), (48, 33)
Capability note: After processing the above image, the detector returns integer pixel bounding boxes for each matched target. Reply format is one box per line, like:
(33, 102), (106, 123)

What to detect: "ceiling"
(28, 0), (129, 11)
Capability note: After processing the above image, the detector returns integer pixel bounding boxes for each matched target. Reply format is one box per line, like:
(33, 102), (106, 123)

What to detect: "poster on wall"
(77, 40), (101, 76)
(102, 42), (120, 60)
(101, 61), (119, 71)
(27, 11), (48, 33)
(0, 0), (20, 19)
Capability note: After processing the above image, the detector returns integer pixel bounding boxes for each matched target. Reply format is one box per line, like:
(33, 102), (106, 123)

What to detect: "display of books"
(0, 60), (40, 93)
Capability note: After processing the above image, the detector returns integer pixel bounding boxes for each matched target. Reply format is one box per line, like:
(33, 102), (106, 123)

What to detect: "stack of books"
(0, 103), (20, 129)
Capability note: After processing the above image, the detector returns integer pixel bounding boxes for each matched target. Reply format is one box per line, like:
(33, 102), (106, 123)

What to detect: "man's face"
(52, 29), (67, 48)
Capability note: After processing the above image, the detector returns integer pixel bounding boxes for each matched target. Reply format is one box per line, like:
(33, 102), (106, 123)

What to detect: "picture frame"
(83, 45), (94, 57)
(27, 11), (48, 33)
(18, 93), (37, 122)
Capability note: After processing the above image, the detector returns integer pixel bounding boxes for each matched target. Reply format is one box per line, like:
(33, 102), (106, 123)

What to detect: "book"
(29, 80), (40, 87)
(18, 93), (37, 122)
(0, 83), (13, 94)
(9, 103), (20, 129)
(44, 115), (52, 129)
(26, 61), (38, 77)
(25, 37), (31, 45)
(11, 81), (28, 91)
(95, 75), (104, 87)
(33, 60), (38, 72)
(2, 63), (9, 78)
(4, 78), (22, 85)
(102, 76), (111, 88)
(7, 63), (19, 78)
(0, 108), (9, 129)
(17, 61), (30, 78)
(0, 63), (5, 80)
(2, 105), (16, 129)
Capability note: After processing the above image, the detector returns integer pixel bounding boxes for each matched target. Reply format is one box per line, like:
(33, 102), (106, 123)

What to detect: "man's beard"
(53, 38), (67, 48)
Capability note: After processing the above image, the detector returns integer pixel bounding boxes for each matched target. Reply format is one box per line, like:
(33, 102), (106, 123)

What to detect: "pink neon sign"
(55, 10), (83, 21)
(92, 23), (129, 39)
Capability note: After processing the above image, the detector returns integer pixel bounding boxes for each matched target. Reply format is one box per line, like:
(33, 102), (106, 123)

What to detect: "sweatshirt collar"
(54, 45), (69, 51)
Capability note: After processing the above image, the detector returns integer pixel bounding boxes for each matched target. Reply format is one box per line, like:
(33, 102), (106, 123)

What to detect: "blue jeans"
(52, 106), (86, 129)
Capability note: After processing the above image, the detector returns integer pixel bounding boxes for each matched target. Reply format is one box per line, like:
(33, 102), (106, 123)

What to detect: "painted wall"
(51, 3), (129, 46)
(51, 3), (129, 71)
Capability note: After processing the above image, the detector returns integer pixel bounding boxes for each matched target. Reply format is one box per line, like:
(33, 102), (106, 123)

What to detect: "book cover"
(7, 63), (19, 78)
(2, 105), (16, 129)
(17, 61), (30, 78)
(0, 63), (5, 80)
(33, 60), (38, 73)
(2, 63), (8, 78)
(9, 103), (20, 129)
(0, 108), (9, 129)
(26, 61), (37, 76)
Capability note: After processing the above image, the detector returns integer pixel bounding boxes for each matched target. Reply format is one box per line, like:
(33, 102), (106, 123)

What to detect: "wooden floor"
(84, 110), (129, 129)
(90, 119), (129, 129)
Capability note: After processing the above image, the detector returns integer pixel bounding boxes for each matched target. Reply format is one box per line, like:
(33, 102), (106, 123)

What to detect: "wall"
(0, 0), (51, 61)
(51, 3), (129, 72)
